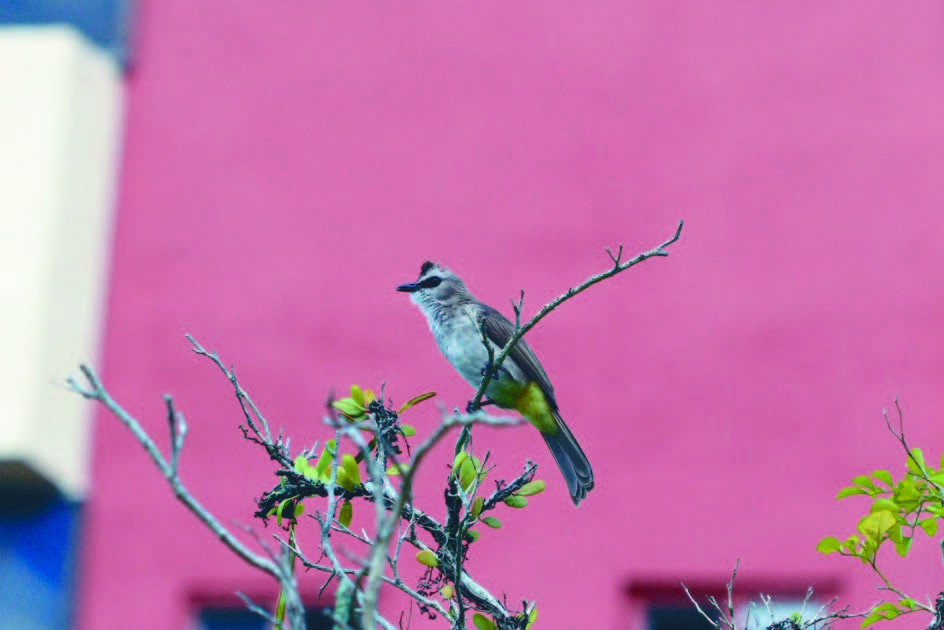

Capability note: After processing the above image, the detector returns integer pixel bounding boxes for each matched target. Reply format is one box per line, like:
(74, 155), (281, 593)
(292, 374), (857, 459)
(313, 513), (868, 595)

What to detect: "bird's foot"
(465, 398), (497, 414)
(480, 362), (508, 381)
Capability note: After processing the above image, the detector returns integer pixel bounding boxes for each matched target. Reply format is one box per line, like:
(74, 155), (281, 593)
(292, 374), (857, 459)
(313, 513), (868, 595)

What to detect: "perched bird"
(397, 261), (593, 505)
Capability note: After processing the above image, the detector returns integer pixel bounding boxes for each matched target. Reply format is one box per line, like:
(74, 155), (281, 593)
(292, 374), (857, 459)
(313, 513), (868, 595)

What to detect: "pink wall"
(78, 2), (944, 629)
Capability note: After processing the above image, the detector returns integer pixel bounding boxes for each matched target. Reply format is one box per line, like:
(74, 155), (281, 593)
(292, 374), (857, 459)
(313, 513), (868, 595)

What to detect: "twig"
(682, 584), (721, 629)
(164, 395), (187, 474)
(236, 592), (281, 626)
(470, 220), (683, 410)
(186, 334), (276, 447)
(66, 365), (280, 578)
(362, 410), (520, 629)
(72, 337), (547, 630)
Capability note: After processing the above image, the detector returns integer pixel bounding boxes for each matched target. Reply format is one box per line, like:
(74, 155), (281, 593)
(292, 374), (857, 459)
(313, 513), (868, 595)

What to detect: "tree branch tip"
(660, 220), (684, 249)
(185, 333), (204, 351)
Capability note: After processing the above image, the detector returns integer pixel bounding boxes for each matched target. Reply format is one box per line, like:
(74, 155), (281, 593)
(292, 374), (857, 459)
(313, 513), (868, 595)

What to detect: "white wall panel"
(0, 25), (122, 499)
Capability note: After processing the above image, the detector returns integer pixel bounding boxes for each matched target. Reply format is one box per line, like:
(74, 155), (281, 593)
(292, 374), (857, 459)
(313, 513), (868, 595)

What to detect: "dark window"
(198, 607), (334, 630)
(649, 604), (720, 630)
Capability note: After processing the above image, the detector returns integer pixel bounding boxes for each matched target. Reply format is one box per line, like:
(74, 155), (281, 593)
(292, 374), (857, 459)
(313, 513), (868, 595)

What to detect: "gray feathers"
(399, 262), (594, 505)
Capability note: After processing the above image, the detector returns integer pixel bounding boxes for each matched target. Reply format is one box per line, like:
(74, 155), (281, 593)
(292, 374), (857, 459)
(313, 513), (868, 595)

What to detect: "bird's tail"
(542, 411), (594, 506)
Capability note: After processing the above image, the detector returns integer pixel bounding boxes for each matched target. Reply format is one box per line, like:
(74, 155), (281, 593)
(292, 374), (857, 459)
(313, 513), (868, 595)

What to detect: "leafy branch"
(68, 221), (685, 628)
(817, 398), (944, 628)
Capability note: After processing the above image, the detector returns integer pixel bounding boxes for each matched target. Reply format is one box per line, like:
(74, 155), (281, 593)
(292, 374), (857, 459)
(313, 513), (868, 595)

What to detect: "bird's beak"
(396, 282), (420, 293)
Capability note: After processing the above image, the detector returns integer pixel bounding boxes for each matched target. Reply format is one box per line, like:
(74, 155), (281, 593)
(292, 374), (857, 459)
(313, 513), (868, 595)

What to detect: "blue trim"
(0, 0), (135, 66)
(0, 496), (82, 629)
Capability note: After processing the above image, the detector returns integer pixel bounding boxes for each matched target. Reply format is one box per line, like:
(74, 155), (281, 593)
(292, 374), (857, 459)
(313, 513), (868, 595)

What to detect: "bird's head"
(396, 261), (471, 315)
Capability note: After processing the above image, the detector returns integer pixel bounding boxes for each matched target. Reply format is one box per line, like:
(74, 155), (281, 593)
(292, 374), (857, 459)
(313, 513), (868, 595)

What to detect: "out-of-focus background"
(2, 2), (943, 629)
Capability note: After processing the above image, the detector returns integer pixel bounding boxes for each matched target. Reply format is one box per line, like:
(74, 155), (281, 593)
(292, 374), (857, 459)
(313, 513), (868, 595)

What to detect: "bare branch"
(186, 334), (276, 446)
(66, 365), (279, 579)
(470, 220), (683, 410)
(164, 394), (187, 474)
(682, 583), (721, 629)
(236, 592), (281, 626)
(71, 334), (555, 629)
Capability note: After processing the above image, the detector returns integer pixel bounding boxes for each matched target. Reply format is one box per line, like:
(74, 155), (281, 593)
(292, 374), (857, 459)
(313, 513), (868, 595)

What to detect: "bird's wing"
(479, 305), (558, 410)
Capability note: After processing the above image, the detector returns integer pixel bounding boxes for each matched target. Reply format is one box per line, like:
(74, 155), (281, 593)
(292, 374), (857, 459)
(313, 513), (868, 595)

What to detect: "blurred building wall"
(0, 2), (128, 626)
(55, 2), (944, 630)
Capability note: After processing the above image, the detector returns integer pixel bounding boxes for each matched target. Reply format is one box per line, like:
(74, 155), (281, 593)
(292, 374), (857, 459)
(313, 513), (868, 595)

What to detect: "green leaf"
(350, 384), (364, 407)
(332, 397), (366, 420)
(919, 518), (939, 537)
(440, 585), (454, 600)
(452, 452), (469, 478)
(893, 535), (913, 557)
(874, 603), (900, 619)
(338, 500), (353, 528)
(871, 470), (894, 488)
(887, 525), (905, 543)
(342, 454), (361, 487)
(504, 496), (528, 509)
(870, 498), (900, 513)
(861, 603), (903, 627)
(399, 425), (417, 438)
(840, 535), (860, 554)
(816, 537), (842, 554)
(480, 516), (502, 529)
(398, 391), (436, 414)
(336, 467), (354, 491)
(276, 498), (290, 527)
(858, 510), (896, 542)
(899, 598), (917, 610)
(314, 440), (337, 478)
(907, 448), (926, 475)
(853, 475), (877, 490)
(294, 455), (309, 473)
(470, 497), (484, 519)
(472, 613), (496, 630)
(416, 550), (439, 568)
(294, 503), (304, 518)
(459, 456), (486, 490)
(838, 486), (869, 500)
(893, 479), (923, 510)
(527, 605), (538, 629)
(516, 480), (547, 496)
(466, 529), (480, 542)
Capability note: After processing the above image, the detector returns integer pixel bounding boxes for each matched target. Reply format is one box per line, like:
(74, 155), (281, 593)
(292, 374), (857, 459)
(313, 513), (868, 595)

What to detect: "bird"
(396, 261), (594, 505)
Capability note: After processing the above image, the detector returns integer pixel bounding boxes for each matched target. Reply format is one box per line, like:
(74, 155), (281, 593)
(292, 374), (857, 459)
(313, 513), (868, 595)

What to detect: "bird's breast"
(430, 316), (527, 408)
(435, 318), (492, 388)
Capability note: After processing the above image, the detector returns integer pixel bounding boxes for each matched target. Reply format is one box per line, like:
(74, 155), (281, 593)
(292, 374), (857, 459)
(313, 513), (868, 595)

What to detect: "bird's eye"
(419, 276), (442, 289)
